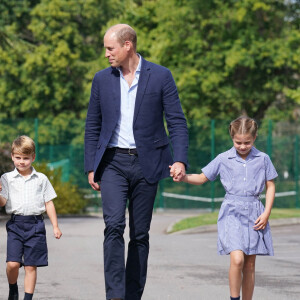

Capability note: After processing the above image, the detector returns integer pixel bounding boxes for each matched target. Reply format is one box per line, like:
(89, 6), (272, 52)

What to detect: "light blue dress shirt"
(108, 55), (141, 149)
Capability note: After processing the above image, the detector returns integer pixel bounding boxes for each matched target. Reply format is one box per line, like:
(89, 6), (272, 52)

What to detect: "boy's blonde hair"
(12, 135), (36, 156)
(229, 116), (258, 138)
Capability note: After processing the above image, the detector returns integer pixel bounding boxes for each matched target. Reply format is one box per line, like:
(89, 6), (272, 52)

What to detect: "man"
(84, 24), (188, 300)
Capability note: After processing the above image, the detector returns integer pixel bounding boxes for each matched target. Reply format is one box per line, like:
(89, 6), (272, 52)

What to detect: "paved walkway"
(0, 212), (300, 300)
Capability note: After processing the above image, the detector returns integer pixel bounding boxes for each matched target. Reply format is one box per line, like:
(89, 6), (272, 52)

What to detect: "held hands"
(169, 162), (186, 182)
(253, 212), (269, 231)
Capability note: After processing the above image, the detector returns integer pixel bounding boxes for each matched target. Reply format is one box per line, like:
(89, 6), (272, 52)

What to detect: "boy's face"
(232, 133), (256, 159)
(11, 152), (35, 176)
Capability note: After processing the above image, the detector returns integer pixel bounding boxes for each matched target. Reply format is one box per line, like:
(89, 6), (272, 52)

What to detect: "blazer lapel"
(133, 58), (150, 125)
(111, 68), (121, 116)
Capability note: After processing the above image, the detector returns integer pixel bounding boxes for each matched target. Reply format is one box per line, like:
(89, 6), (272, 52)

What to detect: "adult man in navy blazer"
(84, 24), (188, 300)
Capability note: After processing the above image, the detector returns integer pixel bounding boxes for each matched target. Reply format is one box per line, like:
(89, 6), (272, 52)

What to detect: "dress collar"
(227, 146), (261, 161)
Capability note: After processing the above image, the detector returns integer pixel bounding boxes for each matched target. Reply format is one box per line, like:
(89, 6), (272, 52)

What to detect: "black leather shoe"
(8, 293), (19, 300)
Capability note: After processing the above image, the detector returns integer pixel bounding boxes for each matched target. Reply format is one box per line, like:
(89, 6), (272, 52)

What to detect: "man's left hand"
(170, 162), (186, 182)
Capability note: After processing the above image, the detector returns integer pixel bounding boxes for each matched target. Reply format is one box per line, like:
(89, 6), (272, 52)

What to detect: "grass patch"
(171, 212), (219, 233)
(170, 208), (300, 233)
(269, 208), (300, 219)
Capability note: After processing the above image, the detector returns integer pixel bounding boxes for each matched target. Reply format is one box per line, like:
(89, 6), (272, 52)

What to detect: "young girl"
(171, 116), (277, 300)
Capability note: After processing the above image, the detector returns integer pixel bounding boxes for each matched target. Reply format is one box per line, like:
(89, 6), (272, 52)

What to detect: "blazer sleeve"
(162, 69), (189, 166)
(84, 73), (102, 173)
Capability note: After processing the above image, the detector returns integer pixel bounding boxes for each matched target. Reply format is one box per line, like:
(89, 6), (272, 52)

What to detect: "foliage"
(0, 142), (13, 175)
(34, 162), (86, 214)
(0, 143), (11, 216)
(0, 0), (299, 144)
(0, 0), (122, 144)
(0, 142), (13, 213)
(119, 0), (300, 122)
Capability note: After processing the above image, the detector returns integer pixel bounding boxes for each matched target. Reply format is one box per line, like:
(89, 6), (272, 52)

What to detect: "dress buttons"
(244, 178), (246, 181)
(243, 164), (246, 167)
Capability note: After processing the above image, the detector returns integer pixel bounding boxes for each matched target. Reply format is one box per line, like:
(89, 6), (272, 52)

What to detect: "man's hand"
(169, 162), (186, 182)
(88, 171), (101, 191)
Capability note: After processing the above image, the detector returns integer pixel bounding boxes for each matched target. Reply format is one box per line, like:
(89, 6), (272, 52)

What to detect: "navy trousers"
(99, 150), (158, 300)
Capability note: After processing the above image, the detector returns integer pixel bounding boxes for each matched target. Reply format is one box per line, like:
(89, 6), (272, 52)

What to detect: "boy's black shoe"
(8, 282), (19, 300)
(8, 294), (19, 300)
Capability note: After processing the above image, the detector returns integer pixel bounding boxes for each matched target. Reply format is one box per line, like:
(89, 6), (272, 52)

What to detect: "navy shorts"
(6, 214), (48, 267)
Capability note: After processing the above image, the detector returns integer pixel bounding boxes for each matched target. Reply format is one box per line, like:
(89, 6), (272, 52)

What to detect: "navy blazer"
(84, 57), (188, 184)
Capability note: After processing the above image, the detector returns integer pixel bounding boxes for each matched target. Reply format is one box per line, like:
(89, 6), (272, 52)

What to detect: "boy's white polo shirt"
(0, 167), (57, 215)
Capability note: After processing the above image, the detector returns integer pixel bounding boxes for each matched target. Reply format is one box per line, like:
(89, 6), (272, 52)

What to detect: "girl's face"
(232, 133), (256, 159)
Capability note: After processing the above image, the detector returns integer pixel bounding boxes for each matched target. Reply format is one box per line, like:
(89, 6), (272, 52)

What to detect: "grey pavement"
(0, 212), (300, 300)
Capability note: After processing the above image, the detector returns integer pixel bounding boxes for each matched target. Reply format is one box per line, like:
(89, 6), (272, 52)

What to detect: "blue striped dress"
(202, 146), (278, 256)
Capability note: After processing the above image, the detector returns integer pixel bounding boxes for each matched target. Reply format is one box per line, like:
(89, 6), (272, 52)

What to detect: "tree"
(117, 0), (299, 122)
(0, 0), (122, 144)
(0, 143), (13, 175)
(0, 0), (299, 139)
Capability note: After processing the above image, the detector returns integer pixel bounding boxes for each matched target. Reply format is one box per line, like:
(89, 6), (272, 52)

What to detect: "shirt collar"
(117, 53), (141, 76)
(12, 167), (38, 178)
(227, 146), (261, 160)
(135, 54), (141, 73)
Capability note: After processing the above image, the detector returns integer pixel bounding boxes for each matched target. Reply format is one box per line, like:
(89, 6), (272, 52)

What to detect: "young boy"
(0, 135), (62, 300)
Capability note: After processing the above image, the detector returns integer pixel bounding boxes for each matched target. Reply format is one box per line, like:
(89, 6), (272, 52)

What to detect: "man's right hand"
(88, 171), (100, 191)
